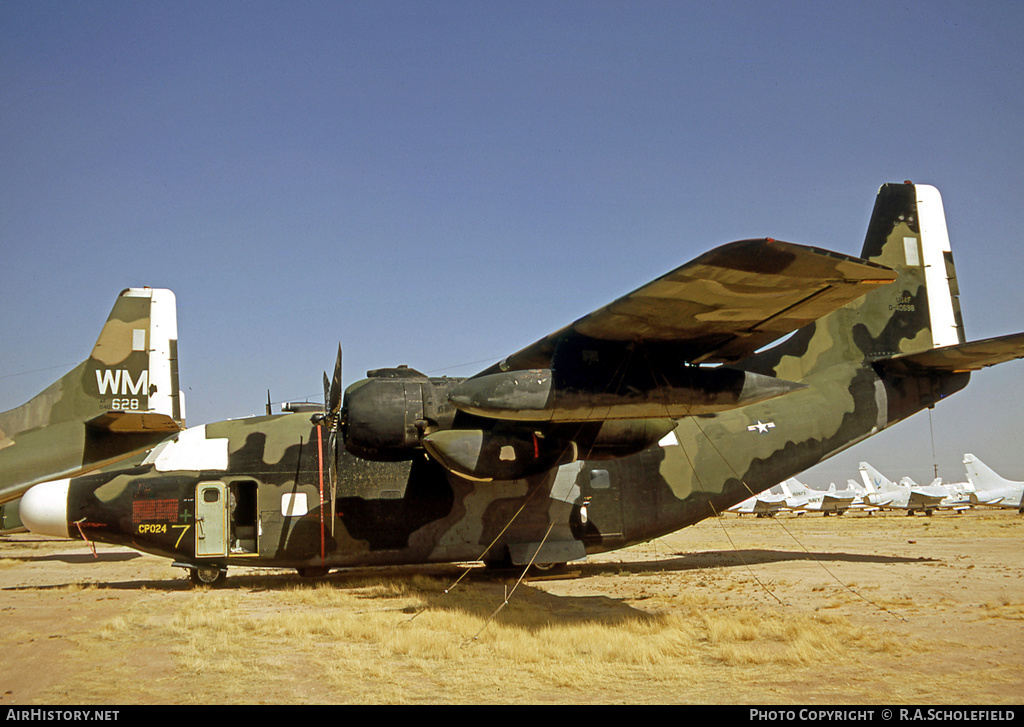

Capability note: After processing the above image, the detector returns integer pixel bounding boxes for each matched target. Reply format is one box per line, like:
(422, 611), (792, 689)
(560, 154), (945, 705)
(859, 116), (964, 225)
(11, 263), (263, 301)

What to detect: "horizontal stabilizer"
(884, 332), (1024, 372)
(87, 411), (182, 433)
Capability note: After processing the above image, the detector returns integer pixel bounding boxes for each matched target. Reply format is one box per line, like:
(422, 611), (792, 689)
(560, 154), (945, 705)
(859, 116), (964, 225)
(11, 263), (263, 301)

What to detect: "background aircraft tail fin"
(858, 462), (892, 493)
(963, 453), (1021, 489)
(0, 288), (184, 438)
(784, 477), (808, 497)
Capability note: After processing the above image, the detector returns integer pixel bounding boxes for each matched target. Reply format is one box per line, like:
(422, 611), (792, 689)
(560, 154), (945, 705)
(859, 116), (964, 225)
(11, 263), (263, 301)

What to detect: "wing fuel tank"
(448, 367), (805, 421)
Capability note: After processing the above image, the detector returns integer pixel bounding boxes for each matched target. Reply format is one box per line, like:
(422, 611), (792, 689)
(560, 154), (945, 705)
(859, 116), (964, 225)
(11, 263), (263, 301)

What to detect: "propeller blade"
(328, 429), (338, 536)
(327, 344), (342, 535)
(328, 344), (342, 417)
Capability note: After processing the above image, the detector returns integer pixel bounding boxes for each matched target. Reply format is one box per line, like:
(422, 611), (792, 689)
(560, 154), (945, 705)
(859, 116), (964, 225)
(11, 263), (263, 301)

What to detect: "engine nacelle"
(342, 367), (462, 461)
(422, 428), (573, 481)
(448, 366), (805, 421)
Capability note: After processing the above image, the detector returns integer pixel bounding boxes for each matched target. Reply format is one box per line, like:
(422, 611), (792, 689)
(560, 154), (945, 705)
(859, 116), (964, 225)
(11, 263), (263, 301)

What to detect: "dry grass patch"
(5, 512), (1022, 704)
(166, 575), (917, 701)
(38, 574), (714, 703)
(980, 594), (1024, 620)
(25, 568), (936, 704)
(700, 608), (903, 666)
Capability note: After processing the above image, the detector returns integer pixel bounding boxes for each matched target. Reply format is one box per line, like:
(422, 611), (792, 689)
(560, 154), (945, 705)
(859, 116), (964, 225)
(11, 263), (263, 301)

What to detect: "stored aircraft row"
(727, 453), (1022, 516)
(7, 182), (1024, 586)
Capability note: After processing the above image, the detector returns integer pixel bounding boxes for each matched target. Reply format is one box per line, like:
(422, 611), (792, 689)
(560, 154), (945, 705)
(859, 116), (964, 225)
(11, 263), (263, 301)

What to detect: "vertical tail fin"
(963, 453), (1022, 489)
(5, 287), (184, 433)
(784, 478), (808, 497)
(82, 287), (184, 430)
(857, 182), (966, 358)
(858, 462), (894, 493)
(754, 182), (966, 380)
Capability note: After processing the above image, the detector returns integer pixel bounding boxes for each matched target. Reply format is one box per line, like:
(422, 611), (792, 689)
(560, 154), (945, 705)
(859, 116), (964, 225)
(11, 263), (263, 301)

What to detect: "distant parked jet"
(963, 454), (1024, 513)
(779, 478), (857, 515)
(858, 463), (946, 516)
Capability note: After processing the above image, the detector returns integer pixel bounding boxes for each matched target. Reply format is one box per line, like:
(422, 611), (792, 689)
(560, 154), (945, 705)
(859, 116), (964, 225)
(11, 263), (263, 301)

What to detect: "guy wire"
(637, 350), (787, 605)
(675, 437), (788, 606)
(465, 520), (557, 645)
(408, 348), (638, 629)
(688, 414), (907, 622)
(640, 350), (904, 621)
(400, 483), (544, 625)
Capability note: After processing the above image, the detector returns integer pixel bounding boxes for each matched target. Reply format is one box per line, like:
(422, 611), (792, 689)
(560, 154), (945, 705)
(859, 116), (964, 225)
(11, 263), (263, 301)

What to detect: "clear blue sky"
(3, 1), (1023, 486)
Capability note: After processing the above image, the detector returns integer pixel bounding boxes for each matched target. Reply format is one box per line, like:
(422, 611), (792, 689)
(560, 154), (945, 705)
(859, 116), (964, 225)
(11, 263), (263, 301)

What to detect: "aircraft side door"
(195, 481), (228, 558)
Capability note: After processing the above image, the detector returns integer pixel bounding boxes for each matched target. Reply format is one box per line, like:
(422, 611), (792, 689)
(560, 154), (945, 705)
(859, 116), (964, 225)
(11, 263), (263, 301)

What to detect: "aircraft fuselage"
(38, 360), (967, 575)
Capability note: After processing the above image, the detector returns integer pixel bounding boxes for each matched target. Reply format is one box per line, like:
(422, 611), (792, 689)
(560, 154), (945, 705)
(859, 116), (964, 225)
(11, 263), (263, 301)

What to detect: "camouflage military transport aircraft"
(1, 288), (183, 530)
(19, 183), (1024, 586)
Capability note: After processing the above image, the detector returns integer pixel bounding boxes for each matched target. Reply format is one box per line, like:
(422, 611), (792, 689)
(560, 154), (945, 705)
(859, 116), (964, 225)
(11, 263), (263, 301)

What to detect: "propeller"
(317, 344), (343, 535)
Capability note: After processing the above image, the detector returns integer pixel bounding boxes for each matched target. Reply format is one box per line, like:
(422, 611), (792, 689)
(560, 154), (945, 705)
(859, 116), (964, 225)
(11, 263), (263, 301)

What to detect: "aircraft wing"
(479, 238), (895, 373)
(430, 239), (895, 478)
(885, 332), (1024, 372)
(907, 488), (947, 508)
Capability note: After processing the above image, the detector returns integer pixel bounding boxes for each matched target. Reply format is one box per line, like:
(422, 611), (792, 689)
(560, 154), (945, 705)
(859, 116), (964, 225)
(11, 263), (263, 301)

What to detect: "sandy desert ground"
(0, 507), (1021, 705)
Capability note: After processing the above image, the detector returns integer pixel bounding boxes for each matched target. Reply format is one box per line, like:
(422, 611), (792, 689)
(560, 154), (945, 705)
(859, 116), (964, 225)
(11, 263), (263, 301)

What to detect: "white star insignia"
(748, 420), (776, 434)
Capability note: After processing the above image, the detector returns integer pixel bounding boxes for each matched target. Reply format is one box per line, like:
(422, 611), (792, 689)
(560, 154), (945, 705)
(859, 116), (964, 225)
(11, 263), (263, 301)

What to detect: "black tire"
(296, 566), (331, 578)
(189, 566), (227, 588)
